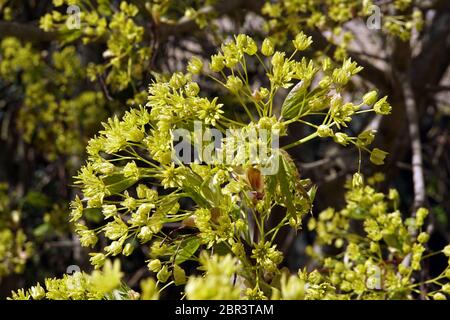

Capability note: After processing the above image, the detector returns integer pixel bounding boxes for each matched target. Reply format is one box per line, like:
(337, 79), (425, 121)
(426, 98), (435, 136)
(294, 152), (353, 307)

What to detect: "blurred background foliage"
(0, 0), (449, 298)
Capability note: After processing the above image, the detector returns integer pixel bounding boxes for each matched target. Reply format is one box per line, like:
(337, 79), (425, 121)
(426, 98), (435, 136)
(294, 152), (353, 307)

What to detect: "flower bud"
(416, 207), (429, 228)
(322, 57), (331, 71)
(292, 32), (312, 51)
(169, 72), (187, 89)
(123, 161), (140, 180)
(363, 90), (378, 106)
(433, 293), (447, 300)
(236, 34), (248, 49)
(333, 132), (349, 146)
(330, 94), (343, 111)
(126, 128), (145, 142)
(388, 188), (399, 203)
(148, 259), (162, 272)
(105, 241), (122, 256)
(352, 172), (364, 189)
(442, 283), (450, 295)
(225, 75), (243, 93)
(235, 219), (246, 233)
(79, 230), (98, 248)
(123, 243), (134, 256)
(96, 162), (115, 174)
(90, 253), (106, 268)
(271, 52), (284, 68)
(235, 34), (257, 55)
(136, 203), (154, 217)
(261, 38), (274, 56)
(332, 68), (350, 85)
(357, 130), (376, 147)
(138, 226), (153, 243)
(185, 82), (200, 96)
(318, 76), (332, 88)
(136, 184), (149, 199)
(443, 245), (450, 257)
(187, 56), (203, 74)
(102, 204), (117, 218)
(317, 125), (333, 137)
(30, 283), (45, 300)
(417, 232), (429, 244)
(369, 242), (379, 253)
(209, 54), (225, 72)
(370, 148), (388, 165)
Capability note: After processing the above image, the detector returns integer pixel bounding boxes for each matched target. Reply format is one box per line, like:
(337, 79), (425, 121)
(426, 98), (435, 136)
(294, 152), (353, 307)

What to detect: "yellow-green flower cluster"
(69, 33), (391, 298)
(0, 183), (34, 278)
(0, 38), (108, 160)
(307, 176), (450, 299)
(10, 260), (124, 300)
(40, 1), (150, 92)
(0, 229), (33, 277)
(185, 252), (242, 299)
(262, 0), (423, 50)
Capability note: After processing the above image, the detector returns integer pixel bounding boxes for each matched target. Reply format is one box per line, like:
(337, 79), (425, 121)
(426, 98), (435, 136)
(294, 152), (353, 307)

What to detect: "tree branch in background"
(402, 75), (426, 210)
(0, 21), (57, 42)
(307, 29), (392, 93)
(157, 0), (264, 40)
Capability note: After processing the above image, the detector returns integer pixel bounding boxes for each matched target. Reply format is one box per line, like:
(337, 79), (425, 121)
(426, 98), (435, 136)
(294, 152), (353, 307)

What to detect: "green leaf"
(278, 152), (296, 216)
(265, 172), (277, 200)
(212, 242), (232, 256)
(103, 174), (137, 194)
(175, 237), (200, 264)
(308, 185), (318, 203)
(33, 223), (52, 238)
(84, 207), (103, 223)
(281, 81), (308, 119)
(157, 197), (179, 215)
(24, 191), (51, 208)
(173, 265), (187, 286)
(181, 169), (219, 207)
(383, 234), (401, 250)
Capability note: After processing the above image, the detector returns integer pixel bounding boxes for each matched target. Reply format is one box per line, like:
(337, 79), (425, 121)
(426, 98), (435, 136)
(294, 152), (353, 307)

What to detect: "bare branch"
(0, 21), (57, 42)
(402, 75), (426, 210)
(307, 30), (392, 93)
(157, 0), (264, 40)
(426, 85), (450, 92)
